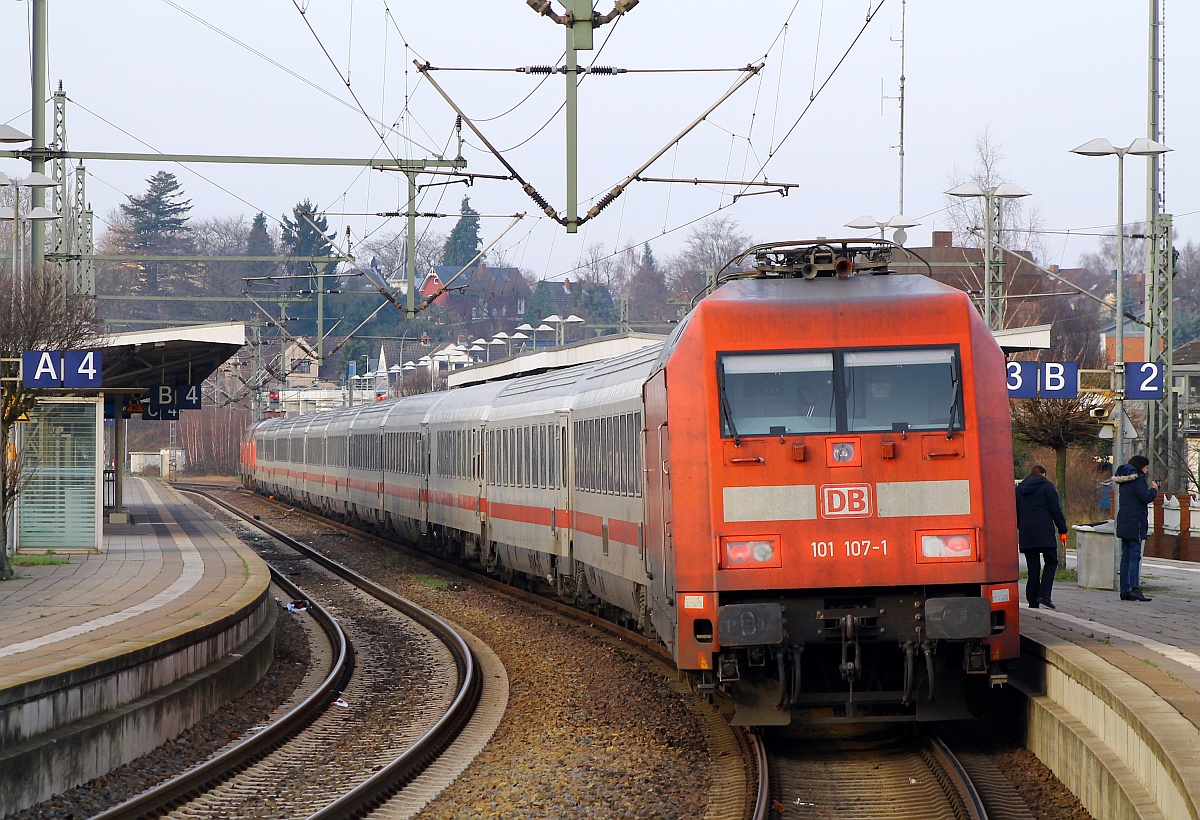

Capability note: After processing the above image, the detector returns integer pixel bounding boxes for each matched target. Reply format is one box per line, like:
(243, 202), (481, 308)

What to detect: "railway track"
(194, 483), (760, 819)
(93, 486), (485, 820)
(758, 724), (1037, 820)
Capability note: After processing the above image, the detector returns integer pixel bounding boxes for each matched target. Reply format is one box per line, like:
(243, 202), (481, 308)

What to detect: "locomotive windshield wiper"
(946, 367), (962, 440)
(719, 389), (741, 446)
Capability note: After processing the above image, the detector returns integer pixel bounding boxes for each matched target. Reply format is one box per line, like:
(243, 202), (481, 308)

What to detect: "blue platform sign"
(21, 351), (61, 388)
(177, 384), (202, 410)
(63, 351), (102, 388)
(1126, 362), (1165, 399)
(22, 350), (103, 388)
(1040, 362), (1078, 398)
(1006, 362), (1039, 398)
(1007, 361), (1080, 398)
(145, 385), (180, 420)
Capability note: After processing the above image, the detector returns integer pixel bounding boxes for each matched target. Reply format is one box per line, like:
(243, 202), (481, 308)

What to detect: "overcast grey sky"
(2, 1), (1196, 281)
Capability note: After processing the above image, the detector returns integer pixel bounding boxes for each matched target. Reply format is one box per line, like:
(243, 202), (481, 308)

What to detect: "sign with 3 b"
(1006, 361), (1078, 398)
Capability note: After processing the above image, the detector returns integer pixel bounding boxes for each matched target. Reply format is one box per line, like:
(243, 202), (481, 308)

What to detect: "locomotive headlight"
(918, 531), (976, 562)
(721, 537), (781, 569)
(832, 442), (856, 462)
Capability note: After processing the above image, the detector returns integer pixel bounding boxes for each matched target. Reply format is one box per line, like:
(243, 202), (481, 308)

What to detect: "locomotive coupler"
(838, 614), (862, 683)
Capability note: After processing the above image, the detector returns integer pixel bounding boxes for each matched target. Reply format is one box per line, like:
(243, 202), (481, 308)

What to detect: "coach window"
(845, 348), (959, 433)
(503, 428), (512, 486)
(719, 352), (836, 437)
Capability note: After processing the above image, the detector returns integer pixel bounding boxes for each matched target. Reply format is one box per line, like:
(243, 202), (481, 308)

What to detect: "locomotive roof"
(651, 272), (970, 374)
(705, 270), (966, 306)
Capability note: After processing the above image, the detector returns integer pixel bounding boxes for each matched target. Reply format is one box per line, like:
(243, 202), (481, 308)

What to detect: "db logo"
(821, 484), (872, 518)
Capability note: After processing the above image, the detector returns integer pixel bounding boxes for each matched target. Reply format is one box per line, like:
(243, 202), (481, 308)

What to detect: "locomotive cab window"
(845, 348), (959, 433)
(719, 353), (836, 437)
(718, 347), (961, 438)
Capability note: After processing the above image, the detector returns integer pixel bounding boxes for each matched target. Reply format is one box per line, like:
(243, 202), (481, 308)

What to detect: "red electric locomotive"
(647, 239), (1019, 723)
(243, 238), (1019, 725)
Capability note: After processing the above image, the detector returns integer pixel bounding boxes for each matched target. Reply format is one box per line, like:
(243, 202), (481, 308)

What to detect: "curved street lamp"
(845, 213), (920, 244)
(0, 171), (61, 277)
(1070, 137), (1172, 502)
(944, 181), (1031, 331)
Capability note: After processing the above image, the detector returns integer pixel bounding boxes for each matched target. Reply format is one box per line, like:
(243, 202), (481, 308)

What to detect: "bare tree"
(177, 399), (251, 475)
(1, 268), (102, 579)
(944, 129), (1047, 264)
(572, 242), (623, 293)
(359, 227), (446, 286)
(1010, 396), (1106, 509)
(666, 215), (752, 300)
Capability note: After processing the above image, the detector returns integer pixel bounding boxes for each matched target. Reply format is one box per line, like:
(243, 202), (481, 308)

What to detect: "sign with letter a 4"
(22, 350), (103, 388)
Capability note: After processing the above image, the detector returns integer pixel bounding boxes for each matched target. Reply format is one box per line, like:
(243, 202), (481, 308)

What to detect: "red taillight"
(721, 537), (781, 569)
(918, 531), (977, 562)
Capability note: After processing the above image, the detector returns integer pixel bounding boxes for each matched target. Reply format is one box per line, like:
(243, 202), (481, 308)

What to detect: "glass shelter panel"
(18, 399), (102, 551)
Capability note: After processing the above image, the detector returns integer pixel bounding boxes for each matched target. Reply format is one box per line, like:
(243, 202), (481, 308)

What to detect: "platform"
(1014, 550), (1200, 819)
(0, 477), (274, 816)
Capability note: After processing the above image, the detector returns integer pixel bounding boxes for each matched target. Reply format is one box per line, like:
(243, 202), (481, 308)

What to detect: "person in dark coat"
(1114, 454), (1158, 602)
(1015, 465), (1069, 609)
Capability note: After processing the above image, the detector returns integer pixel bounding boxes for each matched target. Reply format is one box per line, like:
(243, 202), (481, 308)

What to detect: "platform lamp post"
(1071, 137), (1172, 513)
(845, 214), (920, 245)
(563, 314), (585, 343)
(0, 170), (61, 279)
(515, 323), (535, 349)
(944, 182), (1031, 332)
(487, 338), (505, 360)
(536, 323), (553, 349)
(492, 331), (510, 357)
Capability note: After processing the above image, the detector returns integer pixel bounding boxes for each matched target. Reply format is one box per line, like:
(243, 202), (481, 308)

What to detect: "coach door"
(419, 425), (430, 535)
(553, 415), (571, 557)
(657, 422), (676, 602)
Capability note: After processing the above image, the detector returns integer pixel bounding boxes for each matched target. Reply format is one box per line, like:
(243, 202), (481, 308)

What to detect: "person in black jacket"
(1114, 454), (1159, 602)
(1015, 465), (1069, 609)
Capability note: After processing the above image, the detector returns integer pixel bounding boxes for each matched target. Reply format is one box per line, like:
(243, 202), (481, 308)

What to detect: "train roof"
(704, 270), (967, 307)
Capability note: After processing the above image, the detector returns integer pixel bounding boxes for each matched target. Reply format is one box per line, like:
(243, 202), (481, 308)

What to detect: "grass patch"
(1056, 566), (1078, 583)
(11, 555), (69, 566)
(1019, 566), (1078, 583)
(415, 575), (453, 590)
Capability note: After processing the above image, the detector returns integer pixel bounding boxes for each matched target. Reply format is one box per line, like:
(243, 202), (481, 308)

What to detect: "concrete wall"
(0, 592), (275, 816)
(1013, 629), (1200, 820)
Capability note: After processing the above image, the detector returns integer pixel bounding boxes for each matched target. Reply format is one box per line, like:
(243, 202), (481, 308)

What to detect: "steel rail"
(185, 488), (484, 820)
(92, 566), (350, 820)
(210, 484), (760, 818)
(927, 733), (989, 820)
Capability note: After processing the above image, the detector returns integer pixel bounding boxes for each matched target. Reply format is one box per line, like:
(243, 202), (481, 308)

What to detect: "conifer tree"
(442, 196), (482, 268)
(119, 171), (192, 291)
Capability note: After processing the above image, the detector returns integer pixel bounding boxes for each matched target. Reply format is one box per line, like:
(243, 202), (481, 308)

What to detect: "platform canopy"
(993, 323), (1051, 353)
(98, 323), (246, 390)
